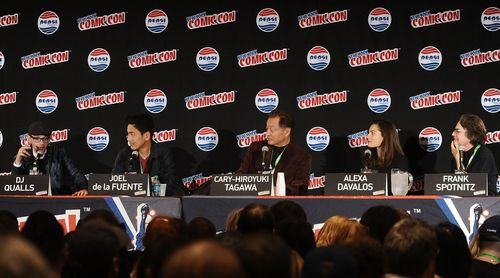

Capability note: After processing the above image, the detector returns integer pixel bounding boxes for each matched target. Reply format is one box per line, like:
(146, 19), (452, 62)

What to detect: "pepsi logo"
(36, 89), (58, 114)
(196, 47), (220, 71)
(195, 127), (218, 152)
(0, 131), (3, 148)
(87, 127), (109, 152)
(146, 9), (168, 33)
(144, 89), (167, 114)
(38, 11), (60, 35)
(367, 89), (391, 113)
(419, 46), (442, 71)
(306, 127), (330, 152)
(307, 46), (330, 71)
(256, 8), (279, 32)
(481, 88), (500, 113)
(419, 127), (442, 152)
(0, 51), (4, 70)
(88, 48), (111, 72)
(255, 88), (279, 113)
(368, 7), (391, 32)
(481, 7), (500, 32)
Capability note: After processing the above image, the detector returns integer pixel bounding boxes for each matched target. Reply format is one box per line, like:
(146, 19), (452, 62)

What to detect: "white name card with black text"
(88, 174), (149, 196)
(324, 173), (387, 196)
(210, 174), (272, 196)
(424, 173), (488, 196)
(0, 175), (50, 196)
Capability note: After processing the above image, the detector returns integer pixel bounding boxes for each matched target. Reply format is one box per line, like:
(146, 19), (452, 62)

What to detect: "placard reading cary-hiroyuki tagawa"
(210, 174), (272, 196)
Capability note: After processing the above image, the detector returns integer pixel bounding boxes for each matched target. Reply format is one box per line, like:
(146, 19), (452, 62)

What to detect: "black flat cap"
(28, 121), (51, 136)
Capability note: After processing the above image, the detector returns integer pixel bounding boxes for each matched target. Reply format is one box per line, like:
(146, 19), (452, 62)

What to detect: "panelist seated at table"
(235, 110), (312, 196)
(363, 119), (408, 173)
(11, 121), (88, 196)
(112, 114), (180, 196)
(451, 114), (498, 195)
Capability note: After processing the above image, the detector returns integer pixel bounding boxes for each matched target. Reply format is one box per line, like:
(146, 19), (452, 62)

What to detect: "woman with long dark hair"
(365, 119), (407, 173)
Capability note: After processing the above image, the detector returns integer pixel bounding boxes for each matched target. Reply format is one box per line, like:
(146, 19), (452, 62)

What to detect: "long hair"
(459, 114), (487, 145)
(370, 119), (404, 169)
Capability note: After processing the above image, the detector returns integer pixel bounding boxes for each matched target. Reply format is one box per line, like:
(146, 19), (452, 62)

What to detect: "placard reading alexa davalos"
(88, 174), (149, 196)
(424, 173), (488, 196)
(324, 173), (387, 196)
(0, 175), (50, 196)
(210, 174), (272, 196)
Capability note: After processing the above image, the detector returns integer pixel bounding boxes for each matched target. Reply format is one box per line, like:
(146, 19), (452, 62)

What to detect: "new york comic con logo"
(87, 127), (109, 152)
(146, 9), (168, 33)
(21, 51), (70, 69)
(419, 46), (442, 71)
(182, 173), (211, 188)
(255, 88), (279, 113)
(367, 89), (391, 113)
(0, 13), (18, 28)
(256, 8), (279, 32)
(38, 11), (59, 35)
(419, 127), (442, 152)
(144, 89), (167, 114)
(36, 89), (58, 114)
(195, 127), (218, 152)
(368, 7), (391, 32)
(348, 48), (399, 67)
(481, 7), (500, 32)
(196, 47), (219, 71)
(296, 90), (347, 110)
(409, 90), (461, 110)
(237, 48), (287, 68)
(21, 129), (71, 146)
(88, 48), (111, 72)
(186, 10), (236, 29)
(482, 88), (500, 113)
(75, 91), (125, 110)
(128, 49), (177, 69)
(309, 173), (325, 190)
(306, 127), (330, 152)
(347, 130), (368, 148)
(185, 91), (235, 110)
(0, 51), (4, 70)
(487, 130), (500, 145)
(77, 12), (126, 31)
(236, 130), (266, 148)
(307, 46), (330, 71)
(153, 129), (176, 143)
(0, 92), (17, 106)
(460, 48), (500, 67)
(298, 9), (348, 29)
(410, 9), (460, 28)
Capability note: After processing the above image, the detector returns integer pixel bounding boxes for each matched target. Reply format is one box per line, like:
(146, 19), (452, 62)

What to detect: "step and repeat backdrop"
(1, 1), (499, 194)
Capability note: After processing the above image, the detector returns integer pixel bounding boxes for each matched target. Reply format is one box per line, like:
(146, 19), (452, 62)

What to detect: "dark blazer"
(236, 141), (312, 195)
(112, 144), (180, 196)
(11, 144), (88, 195)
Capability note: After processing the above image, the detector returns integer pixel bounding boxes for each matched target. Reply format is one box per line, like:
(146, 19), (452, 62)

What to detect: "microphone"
(127, 150), (139, 173)
(458, 145), (466, 173)
(363, 149), (372, 169)
(261, 145), (269, 170)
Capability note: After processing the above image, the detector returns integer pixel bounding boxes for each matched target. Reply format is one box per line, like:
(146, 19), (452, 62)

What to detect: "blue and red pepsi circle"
(255, 88), (279, 113)
(196, 47), (220, 71)
(195, 127), (219, 152)
(418, 46), (442, 71)
(35, 89), (58, 114)
(88, 48), (111, 72)
(0, 51), (4, 70)
(481, 7), (500, 32)
(87, 127), (109, 152)
(144, 89), (167, 114)
(145, 9), (168, 33)
(306, 127), (330, 152)
(367, 89), (391, 113)
(368, 7), (391, 32)
(256, 8), (279, 32)
(38, 11), (60, 35)
(419, 127), (442, 152)
(481, 88), (500, 113)
(307, 46), (330, 71)
(0, 131), (3, 148)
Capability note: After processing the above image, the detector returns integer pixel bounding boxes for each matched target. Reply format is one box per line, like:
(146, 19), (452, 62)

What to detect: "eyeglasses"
(30, 136), (50, 143)
(452, 128), (466, 134)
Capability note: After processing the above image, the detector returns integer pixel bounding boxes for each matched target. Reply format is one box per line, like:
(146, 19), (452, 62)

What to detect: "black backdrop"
(1, 0), (499, 194)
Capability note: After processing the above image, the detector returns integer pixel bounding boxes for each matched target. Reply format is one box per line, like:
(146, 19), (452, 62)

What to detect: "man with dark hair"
(271, 200), (308, 224)
(236, 110), (312, 195)
(471, 215), (500, 277)
(360, 205), (401, 243)
(112, 114), (180, 196)
(237, 203), (274, 235)
(12, 121), (88, 196)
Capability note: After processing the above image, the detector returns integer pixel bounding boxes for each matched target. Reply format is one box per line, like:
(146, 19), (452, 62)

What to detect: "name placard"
(424, 173), (488, 196)
(88, 174), (149, 196)
(0, 175), (50, 196)
(210, 174), (272, 196)
(324, 173), (387, 196)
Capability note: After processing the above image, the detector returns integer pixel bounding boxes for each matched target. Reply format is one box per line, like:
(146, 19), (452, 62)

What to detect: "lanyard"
(466, 144), (481, 168)
(274, 147), (287, 167)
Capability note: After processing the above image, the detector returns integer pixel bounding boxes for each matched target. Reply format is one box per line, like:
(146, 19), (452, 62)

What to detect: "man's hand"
(14, 146), (32, 166)
(72, 189), (88, 196)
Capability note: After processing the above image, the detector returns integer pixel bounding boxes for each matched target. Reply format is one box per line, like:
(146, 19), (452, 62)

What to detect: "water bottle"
(151, 176), (161, 197)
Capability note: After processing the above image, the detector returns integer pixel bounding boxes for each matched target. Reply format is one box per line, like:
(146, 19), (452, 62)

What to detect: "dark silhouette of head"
(360, 205), (401, 243)
(188, 217), (216, 240)
(237, 203), (274, 235)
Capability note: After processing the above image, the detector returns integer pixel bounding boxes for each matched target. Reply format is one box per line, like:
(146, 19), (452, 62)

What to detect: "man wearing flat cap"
(11, 121), (88, 196)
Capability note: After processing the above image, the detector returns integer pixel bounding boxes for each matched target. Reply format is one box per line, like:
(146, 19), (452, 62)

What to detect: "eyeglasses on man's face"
(30, 136), (50, 143)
